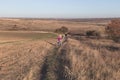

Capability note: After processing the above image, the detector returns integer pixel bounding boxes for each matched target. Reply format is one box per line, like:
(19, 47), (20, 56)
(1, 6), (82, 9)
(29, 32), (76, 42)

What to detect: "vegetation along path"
(1, 38), (119, 80)
(39, 39), (120, 80)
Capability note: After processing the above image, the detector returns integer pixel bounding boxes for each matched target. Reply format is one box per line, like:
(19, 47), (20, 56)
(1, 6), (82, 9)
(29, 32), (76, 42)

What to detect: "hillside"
(0, 18), (119, 80)
(0, 40), (53, 80)
(0, 19), (106, 33)
(38, 39), (120, 80)
(0, 38), (120, 80)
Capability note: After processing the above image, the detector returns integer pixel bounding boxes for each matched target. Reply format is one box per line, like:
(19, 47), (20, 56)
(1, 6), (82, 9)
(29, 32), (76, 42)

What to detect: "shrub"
(86, 30), (100, 37)
(106, 19), (120, 42)
(55, 26), (69, 34)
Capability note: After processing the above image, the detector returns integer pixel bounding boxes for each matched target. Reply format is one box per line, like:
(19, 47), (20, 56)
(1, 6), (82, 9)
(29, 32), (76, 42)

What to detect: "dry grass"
(0, 19), (106, 33)
(38, 38), (120, 80)
(0, 36), (120, 80)
(0, 40), (53, 80)
(0, 31), (57, 44)
(0, 31), (57, 80)
(61, 39), (120, 80)
(0, 19), (119, 80)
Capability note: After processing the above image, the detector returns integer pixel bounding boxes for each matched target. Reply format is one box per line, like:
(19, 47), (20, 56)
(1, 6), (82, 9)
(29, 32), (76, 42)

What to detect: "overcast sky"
(0, 0), (120, 18)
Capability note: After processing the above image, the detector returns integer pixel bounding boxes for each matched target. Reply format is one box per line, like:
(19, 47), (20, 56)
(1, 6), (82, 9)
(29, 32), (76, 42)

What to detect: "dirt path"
(39, 40), (76, 80)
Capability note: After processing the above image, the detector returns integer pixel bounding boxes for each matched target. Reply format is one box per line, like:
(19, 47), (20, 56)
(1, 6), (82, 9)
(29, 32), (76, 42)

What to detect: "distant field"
(0, 18), (107, 33)
(0, 31), (57, 44)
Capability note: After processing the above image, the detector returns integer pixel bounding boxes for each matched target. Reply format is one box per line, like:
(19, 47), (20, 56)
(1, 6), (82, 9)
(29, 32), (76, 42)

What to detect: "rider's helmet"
(59, 34), (62, 38)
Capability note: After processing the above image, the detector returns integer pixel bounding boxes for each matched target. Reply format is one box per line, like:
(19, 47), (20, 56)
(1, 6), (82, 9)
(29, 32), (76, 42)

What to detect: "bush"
(55, 26), (69, 34)
(86, 30), (100, 37)
(106, 19), (120, 42)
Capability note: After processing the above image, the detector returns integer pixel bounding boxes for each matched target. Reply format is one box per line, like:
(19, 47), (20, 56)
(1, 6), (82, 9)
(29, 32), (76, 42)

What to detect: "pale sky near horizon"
(0, 0), (120, 18)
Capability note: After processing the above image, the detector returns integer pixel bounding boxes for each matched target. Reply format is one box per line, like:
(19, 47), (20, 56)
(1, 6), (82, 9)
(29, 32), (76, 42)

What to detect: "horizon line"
(0, 17), (120, 19)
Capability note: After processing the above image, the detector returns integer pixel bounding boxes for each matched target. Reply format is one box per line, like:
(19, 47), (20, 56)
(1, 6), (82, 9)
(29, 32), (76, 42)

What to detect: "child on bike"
(57, 34), (62, 46)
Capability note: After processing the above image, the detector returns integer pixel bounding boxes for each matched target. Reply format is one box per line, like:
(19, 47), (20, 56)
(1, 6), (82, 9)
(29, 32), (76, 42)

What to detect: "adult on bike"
(64, 33), (68, 42)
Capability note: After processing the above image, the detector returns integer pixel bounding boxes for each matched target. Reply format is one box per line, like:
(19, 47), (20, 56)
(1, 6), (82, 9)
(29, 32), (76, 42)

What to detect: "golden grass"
(0, 19), (106, 33)
(0, 31), (57, 44)
(0, 40), (53, 80)
(63, 39), (120, 80)
(0, 37), (119, 80)
(0, 19), (119, 80)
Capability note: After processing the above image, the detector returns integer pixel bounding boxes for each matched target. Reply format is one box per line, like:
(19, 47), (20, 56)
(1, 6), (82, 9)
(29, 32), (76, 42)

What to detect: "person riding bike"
(64, 33), (68, 42)
(57, 34), (62, 46)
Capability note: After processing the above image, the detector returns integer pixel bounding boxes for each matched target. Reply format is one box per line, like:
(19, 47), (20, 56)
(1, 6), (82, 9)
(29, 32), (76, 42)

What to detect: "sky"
(0, 0), (120, 18)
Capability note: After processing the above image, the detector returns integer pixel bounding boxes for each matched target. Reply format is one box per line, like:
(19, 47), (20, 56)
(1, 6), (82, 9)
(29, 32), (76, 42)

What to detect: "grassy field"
(0, 31), (57, 80)
(0, 18), (106, 33)
(0, 40), (53, 80)
(0, 31), (57, 44)
(0, 19), (120, 80)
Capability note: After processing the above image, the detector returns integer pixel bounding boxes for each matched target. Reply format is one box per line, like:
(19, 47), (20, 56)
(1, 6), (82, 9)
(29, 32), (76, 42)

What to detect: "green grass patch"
(0, 32), (57, 39)
(0, 31), (57, 44)
(32, 33), (57, 40)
